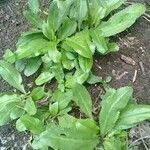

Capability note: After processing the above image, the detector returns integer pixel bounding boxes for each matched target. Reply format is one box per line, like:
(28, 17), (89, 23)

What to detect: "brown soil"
(0, 0), (149, 149)
(93, 17), (150, 104)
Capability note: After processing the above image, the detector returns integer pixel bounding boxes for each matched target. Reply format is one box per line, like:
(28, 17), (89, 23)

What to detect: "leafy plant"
(0, 0), (150, 149)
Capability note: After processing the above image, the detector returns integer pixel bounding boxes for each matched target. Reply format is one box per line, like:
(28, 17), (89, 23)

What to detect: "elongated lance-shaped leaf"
(24, 57), (42, 77)
(88, 0), (106, 27)
(78, 0), (88, 30)
(15, 38), (57, 60)
(28, 0), (40, 14)
(0, 60), (25, 93)
(115, 104), (150, 130)
(23, 10), (43, 28)
(100, 0), (124, 16)
(3, 49), (16, 64)
(42, 21), (56, 41)
(48, 42), (61, 63)
(96, 3), (146, 37)
(58, 114), (99, 136)
(72, 83), (93, 118)
(99, 87), (133, 136)
(24, 97), (37, 115)
(64, 30), (93, 58)
(47, 1), (59, 32)
(0, 94), (25, 126)
(48, 0), (74, 32)
(79, 56), (93, 73)
(90, 29), (119, 54)
(16, 31), (43, 48)
(32, 125), (99, 150)
(58, 18), (77, 40)
(35, 71), (54, 86)
(16, 115), (45, 135)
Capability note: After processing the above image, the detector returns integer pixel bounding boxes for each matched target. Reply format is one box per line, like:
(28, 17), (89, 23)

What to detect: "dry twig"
(139, 126), (149, 150)
(129, 136), (150, 149)
(139, 61), (145, 75)
(133, 70), (138, 83)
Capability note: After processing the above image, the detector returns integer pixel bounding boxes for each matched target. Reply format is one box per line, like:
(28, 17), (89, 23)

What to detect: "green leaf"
(65, 71), (89, 88)
(103, 134), (127, 150)
(3, 49), (16, 63)
(72, 83), (92, 118)
(87, 73), (103, 84)
(47, 1), (59, 32)
(16, 30), (43, 48)
(79, 56), (93, 72)
(41, 54), (53, 64)
(16, 118), (26, 133)
(24, 57), (42, 77)
(69, 0), (87, 29)
(31, 86), (45, 101)
(52, 90), (72, 110)
(25, 97), (37, 115)
(16, 38), (54, 60)
(35, 71), (54, 86)
(100, 0), (124, 16)
(65, 51), (76, 60)
(28, 0), (40, 14)
(48, 0), (74, 32)
(15, 60), (26, 72)
(75, 70), (90, 85)
(23, 10), (43, 28)
(32, 125), (99, 150)
(88, 0), (106, 27)
(10, 107), (25, 120)
(0, 60), (25, 93)
(0, 94), (24, 126)
(49, 102), (59, 116)
(48, 42), (61, 63)
(64, 30), (93, 58)
(57, 0), (75, 29)
(99, 87), (133, 136)
(34, 108), (50, 122)
(58, 114), (99, 135)
(51, 64), (65, 87)
(42, 22), (56, 41)
(96, 3), (146, 37)
(58, 107), (72, 116)
(90, 30), (119, 54)
(77, 0), (88, 30)
(58, 18), (77, 40)
(115, 104), (150, 130)
(61, 51), (75, 70)
(16, 115), (45, 134)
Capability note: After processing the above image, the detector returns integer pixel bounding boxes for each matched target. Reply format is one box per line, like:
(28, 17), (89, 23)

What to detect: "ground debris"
(121, 54), (136, 66)
(139, 61), (145, 75)
(133, 70), (138, 83)
(112, 70), (128, 80)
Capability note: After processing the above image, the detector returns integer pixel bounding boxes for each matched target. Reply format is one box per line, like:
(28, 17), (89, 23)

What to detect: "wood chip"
(133, 70), (138, 83)
(121, 55), (136, 66)
(139, 61), (145, 75)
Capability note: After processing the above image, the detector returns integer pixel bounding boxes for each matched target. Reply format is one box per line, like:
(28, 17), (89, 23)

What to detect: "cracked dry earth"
(0, 0), (150, 149)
